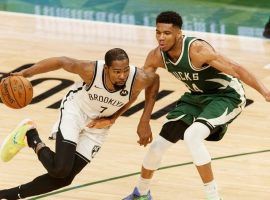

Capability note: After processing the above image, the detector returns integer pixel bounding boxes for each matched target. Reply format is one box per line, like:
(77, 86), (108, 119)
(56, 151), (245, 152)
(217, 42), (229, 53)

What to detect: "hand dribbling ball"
(0, 76), (33, 109)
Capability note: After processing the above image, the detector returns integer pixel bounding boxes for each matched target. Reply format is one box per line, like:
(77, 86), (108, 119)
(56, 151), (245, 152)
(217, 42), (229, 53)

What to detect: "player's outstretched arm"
(193, 41), (270, 102)
(11, 57), (95, 84)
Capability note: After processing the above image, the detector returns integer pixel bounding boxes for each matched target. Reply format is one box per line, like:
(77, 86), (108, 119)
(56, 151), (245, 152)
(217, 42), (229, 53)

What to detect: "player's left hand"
(87, 117), (115, 129)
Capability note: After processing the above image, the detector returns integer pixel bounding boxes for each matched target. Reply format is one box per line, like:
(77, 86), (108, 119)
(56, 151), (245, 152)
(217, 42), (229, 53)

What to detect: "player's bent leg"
(183, 122), (211, 166)
(123, 136), (173, 200)
(0, 119), (36, 162)
(37, 130), (77, 178)
(184, 122), (221, 200)
(0, 153), (88, 199)
(142, 135), (173, 170)
(183, 122), (213, 183)
(0, 119), (79, 199)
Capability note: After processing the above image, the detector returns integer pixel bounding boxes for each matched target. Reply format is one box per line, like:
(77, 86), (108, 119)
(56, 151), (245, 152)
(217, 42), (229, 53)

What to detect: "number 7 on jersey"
(100, 106), (108, 113)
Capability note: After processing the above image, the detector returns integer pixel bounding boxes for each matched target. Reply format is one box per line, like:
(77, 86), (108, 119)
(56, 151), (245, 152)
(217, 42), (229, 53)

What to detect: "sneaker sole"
(0, 119), (35, 162)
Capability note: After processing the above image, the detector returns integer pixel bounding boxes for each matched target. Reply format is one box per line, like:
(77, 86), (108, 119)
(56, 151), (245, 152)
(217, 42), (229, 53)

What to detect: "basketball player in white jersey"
(0, 48), (159, 199)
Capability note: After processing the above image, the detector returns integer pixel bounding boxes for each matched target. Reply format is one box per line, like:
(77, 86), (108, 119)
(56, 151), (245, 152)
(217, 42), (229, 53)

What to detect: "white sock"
(204, 180), (221, 200)
(137, 176), (151, 195)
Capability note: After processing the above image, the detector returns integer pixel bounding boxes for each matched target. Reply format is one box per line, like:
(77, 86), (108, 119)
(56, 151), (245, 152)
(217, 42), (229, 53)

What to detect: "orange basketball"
(0, 76), (33, 109)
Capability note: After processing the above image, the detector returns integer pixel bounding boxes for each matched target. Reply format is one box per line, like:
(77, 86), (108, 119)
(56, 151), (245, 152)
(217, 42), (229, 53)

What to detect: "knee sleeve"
(142, 135), (173, 170)
(184, 122), (211, 166)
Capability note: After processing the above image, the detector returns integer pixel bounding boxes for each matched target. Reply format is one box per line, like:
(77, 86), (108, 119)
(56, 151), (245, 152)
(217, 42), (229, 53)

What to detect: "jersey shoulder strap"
(125, 65), (137, 100)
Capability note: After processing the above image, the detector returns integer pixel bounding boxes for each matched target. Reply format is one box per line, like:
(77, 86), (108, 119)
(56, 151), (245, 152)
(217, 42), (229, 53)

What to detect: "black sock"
(26, 129), (42, 151)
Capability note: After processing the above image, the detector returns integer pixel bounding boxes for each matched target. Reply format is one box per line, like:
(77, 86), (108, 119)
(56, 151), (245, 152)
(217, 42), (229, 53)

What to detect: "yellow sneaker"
(0, 119), (36, 162)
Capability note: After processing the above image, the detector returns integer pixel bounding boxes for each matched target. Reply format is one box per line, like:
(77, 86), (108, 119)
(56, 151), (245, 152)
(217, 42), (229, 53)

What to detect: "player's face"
(107, 59), (130, 90)
(156, 23), (181, 52)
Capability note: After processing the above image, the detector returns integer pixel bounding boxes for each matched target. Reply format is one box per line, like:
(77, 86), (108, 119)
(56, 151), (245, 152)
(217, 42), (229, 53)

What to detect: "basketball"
(0, 76), (33, 109)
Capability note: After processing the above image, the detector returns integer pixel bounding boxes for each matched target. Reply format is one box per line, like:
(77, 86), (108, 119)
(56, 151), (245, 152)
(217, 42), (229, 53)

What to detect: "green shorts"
(166, 90), (246, 141)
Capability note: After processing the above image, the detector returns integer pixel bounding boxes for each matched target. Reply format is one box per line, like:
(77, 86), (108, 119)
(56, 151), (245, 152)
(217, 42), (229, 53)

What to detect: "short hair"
(156, 11), (183, 29)
(104, 48), (129, 66)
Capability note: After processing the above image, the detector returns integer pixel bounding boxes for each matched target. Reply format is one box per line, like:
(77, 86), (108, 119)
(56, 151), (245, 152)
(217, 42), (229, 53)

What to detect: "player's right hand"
(87, 117), (114, 129)
(137, 120), (153, 147)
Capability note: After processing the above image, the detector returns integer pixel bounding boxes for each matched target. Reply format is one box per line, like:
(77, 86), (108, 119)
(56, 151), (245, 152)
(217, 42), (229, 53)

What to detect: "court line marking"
(29, 149), (270, 199)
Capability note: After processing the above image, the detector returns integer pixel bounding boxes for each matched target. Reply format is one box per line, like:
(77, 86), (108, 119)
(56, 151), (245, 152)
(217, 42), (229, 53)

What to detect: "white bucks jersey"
(74, 60), (137, 118)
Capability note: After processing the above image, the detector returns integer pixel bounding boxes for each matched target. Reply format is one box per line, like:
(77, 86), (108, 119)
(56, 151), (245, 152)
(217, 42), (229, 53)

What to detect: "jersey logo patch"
(91, 145), (101, 158)
(120, 89), (128, 96)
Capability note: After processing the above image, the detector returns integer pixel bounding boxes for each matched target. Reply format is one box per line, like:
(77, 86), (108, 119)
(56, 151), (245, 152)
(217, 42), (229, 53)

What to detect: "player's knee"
(53, 175), (75, 189)
(184, 130), (199, 148)
(142, 136), (172, 170)
(148, 141), (163, 159)
(143, 146), (162, 170)
(184, 131), (200, 146)
(61, 176), (74, 187)
(183, 122), (212, 165)
(49, 165), (73, 178)
(183, 122), (210, 147)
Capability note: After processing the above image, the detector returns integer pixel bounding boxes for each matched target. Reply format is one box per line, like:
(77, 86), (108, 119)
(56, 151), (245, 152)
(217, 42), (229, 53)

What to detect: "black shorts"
(159, 119), (228, 143)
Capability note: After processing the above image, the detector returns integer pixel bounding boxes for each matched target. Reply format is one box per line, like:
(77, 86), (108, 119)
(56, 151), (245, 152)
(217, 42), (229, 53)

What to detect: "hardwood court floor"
(0, 11), (269, 200)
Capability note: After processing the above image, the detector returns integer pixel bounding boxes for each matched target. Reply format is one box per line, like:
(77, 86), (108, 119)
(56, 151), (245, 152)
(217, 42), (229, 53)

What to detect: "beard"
(164, 37), (180, 53)
(113, 84), (126, 91)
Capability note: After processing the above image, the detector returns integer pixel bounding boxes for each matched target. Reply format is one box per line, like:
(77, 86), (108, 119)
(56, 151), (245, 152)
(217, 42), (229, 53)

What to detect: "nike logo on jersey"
(91, 145), (101, 158)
